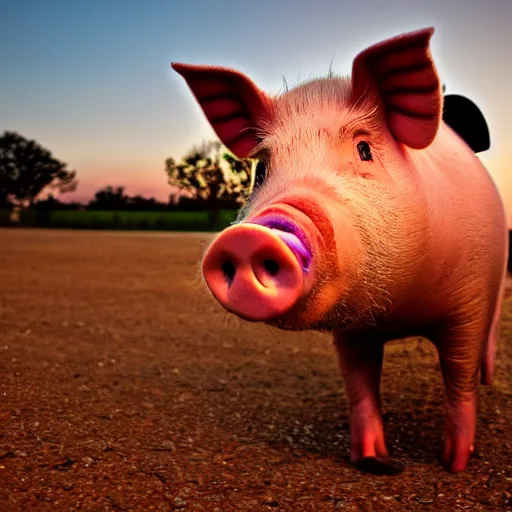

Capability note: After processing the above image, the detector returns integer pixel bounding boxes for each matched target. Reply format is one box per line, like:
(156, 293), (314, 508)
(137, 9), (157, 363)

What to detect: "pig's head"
(172, 28), (442, 331)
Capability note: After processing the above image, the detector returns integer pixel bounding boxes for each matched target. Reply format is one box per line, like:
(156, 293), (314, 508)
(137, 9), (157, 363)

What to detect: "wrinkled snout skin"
(172, 27), (508, 474)
(201, 196), (344, 327)
(201, 221), (314, 322)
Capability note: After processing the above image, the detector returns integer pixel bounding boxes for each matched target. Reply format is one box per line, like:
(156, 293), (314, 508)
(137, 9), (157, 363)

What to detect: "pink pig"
(172, 27), (508, 473)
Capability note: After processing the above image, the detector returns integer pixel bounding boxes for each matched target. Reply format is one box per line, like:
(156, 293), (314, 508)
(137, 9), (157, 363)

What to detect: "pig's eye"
(357, 141), (373, 162)
(254, 160), (267, 188)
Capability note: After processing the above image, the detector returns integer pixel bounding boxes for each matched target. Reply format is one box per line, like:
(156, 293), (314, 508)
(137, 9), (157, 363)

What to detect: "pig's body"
(347, 120), (507, 335)
(172, 27), (508, 473)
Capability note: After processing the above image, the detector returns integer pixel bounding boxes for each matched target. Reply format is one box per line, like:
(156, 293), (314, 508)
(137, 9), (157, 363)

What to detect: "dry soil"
(0, 228), (511, 511)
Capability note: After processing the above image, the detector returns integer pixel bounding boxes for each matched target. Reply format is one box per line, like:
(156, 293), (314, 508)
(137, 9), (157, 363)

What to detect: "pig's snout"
(202, 223), (311, 321)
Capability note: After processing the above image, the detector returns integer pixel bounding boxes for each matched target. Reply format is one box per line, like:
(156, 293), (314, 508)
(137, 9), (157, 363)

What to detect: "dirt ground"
(1, 228), (511, 511)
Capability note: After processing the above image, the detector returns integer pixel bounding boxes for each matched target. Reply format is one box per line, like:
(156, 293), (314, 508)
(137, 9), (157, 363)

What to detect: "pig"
(171, 27), (508, 474)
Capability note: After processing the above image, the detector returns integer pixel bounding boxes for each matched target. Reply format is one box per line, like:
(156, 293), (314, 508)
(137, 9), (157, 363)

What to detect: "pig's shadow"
(205, 344), (508, 471)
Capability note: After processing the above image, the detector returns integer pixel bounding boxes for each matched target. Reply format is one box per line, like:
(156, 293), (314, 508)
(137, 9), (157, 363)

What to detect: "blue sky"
(1, 0), (511, 221)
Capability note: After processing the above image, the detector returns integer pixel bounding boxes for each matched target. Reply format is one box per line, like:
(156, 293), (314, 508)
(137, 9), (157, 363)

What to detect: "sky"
(1, 0), (511, 222)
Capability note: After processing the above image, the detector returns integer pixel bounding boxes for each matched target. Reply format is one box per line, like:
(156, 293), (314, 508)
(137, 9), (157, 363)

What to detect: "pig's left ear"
(352, 27), (442, 150)
(172, 63), (273, 158)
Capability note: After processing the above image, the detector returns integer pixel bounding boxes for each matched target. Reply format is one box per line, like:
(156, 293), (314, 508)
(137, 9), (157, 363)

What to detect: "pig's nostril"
(202, 223), (307, 321)
(263, 259), (280, 276)
(221, 260), (236, 284)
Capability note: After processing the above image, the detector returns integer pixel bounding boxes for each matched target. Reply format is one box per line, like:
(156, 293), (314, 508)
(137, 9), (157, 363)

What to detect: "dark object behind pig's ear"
(254, 160), (267, 189)
(442, 94), (490, 153)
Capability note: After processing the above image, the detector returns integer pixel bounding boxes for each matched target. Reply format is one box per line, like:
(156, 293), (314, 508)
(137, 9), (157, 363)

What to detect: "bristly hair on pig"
(250, 74), (383, 158)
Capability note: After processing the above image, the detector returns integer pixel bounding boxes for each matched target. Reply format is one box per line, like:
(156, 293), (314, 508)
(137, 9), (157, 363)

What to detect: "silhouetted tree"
(126, 195), (166, 211)
(165, 140), (255, 228)
(31, 194), (80, 226)
(86, 187), (167, 211)
(34, 194), (83, 211)
(0, 131), (77, 208)
(87, 186), (129, 210)
(0, 189), (11, 209)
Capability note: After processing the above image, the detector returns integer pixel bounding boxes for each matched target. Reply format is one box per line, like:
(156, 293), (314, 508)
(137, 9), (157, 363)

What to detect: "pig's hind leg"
(333, 331), (401, 474)
(481, 271), (506, 385)
(433, 313), (493, 473)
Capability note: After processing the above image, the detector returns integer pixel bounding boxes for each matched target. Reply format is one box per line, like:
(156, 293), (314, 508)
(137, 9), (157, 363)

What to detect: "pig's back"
(401, 122), (507, 321)
(419, 122), (506, 242)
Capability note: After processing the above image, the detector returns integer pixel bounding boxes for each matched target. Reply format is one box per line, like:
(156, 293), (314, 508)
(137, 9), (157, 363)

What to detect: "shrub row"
(0, 209), (239, 232)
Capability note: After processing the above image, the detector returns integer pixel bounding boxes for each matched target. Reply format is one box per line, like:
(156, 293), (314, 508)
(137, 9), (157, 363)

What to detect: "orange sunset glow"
(1, 0), (510, 225)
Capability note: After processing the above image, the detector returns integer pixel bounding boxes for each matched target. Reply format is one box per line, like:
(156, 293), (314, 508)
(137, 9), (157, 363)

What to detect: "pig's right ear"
(171, 63), (273, 158)
(351, 28), (442, 150)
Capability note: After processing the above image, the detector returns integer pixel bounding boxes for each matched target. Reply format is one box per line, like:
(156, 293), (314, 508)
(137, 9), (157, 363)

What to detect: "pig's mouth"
(246, 214), (312, 272)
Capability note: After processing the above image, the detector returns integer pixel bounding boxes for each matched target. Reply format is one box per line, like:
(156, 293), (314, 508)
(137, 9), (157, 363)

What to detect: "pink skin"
(172, 27), (508, 473)
(201, 222), (313, 321)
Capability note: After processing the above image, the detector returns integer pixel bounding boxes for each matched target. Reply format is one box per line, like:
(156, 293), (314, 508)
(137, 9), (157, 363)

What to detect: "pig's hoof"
(354, 456), (404, 476)
(441, 443), (474, 473)
(441, 395), (477, 472)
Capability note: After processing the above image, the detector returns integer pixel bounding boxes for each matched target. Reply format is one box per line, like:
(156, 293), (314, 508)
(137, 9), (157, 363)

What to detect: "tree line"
(2, 129), (511, 271)
(0, 131), (256, 223)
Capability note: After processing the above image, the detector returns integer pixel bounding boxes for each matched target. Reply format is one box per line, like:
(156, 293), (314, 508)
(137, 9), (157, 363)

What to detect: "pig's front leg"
(433, 318), (488, 473)
(333, 331), (401, 474)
